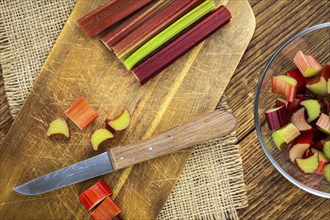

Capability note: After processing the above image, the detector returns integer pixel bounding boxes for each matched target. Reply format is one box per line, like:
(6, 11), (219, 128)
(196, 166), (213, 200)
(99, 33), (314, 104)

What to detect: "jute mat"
(0, 1), (248, 219)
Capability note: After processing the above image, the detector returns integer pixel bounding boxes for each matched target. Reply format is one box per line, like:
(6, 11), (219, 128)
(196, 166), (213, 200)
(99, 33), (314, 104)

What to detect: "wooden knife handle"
(108, 110), (236, 170)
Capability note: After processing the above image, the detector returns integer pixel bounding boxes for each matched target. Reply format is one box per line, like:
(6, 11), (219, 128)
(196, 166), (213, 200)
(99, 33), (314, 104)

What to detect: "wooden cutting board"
(0, 0), (255, 219)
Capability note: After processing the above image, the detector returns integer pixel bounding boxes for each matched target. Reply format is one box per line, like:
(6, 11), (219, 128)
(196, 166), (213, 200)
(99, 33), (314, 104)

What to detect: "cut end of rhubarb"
(295, 152), (319, 174)
(272, 75), (297, 101)
(316, 113), (330, 135)
(311, 148), (330, 174)
(90, 197), (122, 220)
(300, 99), (324, 123)
(47, 118), (69, 139)
(291, 108), (315, 134)
(294, 51), (322, 78)
(289, 134), (313, 163)
(272, 123), (300, 150)
(106, 109), (131, 131)
(91, 129), (114, 151)
(78, 180), (113, 211)
(324, 141), (330, 160)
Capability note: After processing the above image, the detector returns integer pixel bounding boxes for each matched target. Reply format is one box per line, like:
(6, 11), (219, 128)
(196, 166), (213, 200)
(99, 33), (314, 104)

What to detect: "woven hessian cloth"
(0, 0), (248, 219)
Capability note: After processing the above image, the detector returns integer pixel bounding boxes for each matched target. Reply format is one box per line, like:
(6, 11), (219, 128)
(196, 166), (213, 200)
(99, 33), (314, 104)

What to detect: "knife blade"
(14, 110), (236, 195)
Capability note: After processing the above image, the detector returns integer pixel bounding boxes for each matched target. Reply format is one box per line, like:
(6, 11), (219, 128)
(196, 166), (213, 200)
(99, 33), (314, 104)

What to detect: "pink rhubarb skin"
(265, 106), (290, 131)
(101, 0), (173, 47)
(112, 0), (204, 60)
(77, 0), (153, 37)
(132, 6), (232, 85)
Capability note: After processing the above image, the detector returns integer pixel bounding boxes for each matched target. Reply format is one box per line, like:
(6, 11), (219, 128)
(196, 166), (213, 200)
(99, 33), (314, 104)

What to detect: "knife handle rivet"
(120, 156), (124, 160)
(149, 147), (153, 150)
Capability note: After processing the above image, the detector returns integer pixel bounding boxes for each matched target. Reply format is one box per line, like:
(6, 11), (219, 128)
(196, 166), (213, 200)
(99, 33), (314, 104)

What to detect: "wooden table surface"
(1, 0), (330, 219)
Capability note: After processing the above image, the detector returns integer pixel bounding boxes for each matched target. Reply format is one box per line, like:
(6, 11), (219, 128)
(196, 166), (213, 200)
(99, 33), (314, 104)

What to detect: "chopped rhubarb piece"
(306, 64), (330, 96)
(77, 0), (153, 37)
(123, 0), (216, 70)
(91, 129), (114, 151)
(294, 51), (322, 78)
(295, 152), (319, 174)
(316, 113), (330, 135)
(272, 75), (297, 102)
(324, 141), (330, 160)
(47, 118), (69, 138)
(272, 123), (300, 150)
(275, 97), (301, 115)
(132, 6), (232, 84)
(106, 109), (131, 131)
(291, 108), (316, 134)
(289, 134), (313, 163)
(65, 97), (98, 129)
(90, 197), (121, 220)
(101, 0), (173, 48)
(287, 68), (307, 93)
(324, 164), (330, 182)
(300, 99), (326, 122)
(78, 180), (113, 211)
(112, 0), (203, 60)
(265, 106), (290, 131)
(311, 148), (330, 174)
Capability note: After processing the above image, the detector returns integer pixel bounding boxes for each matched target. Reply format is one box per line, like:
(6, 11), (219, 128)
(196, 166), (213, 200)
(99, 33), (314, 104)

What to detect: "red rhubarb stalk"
(112, 0), (204, 60)
(132, 6), (231, 85)
(101, 0), (173, 48)
(286, 68), (307, 93)
(77, 0), (153, 38)
(78, 180), (113, 211)
(90, 197), (121, 220)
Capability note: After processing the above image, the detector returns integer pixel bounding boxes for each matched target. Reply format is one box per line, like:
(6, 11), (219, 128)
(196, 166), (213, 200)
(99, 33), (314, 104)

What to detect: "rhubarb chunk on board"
(78, 180), (113, 211)
(65, 96), (98, 130)
(47, 118), (69, 139)
(90, 197), (121, 220)
(106, 109), (131, 131)
(91, 129), (114, 151)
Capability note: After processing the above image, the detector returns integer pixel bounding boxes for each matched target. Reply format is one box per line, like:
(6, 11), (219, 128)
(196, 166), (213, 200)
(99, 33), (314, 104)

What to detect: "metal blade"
(14, 152), (114, 195)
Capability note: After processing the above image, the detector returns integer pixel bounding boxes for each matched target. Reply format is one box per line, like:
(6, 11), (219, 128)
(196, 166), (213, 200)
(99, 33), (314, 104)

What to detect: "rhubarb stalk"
(112, 0), (203, 60)
(77, 0), (153, 37)
(132, 5), (231, 84)
(123, 0), (216, 70)
(101, 0), (174, 48)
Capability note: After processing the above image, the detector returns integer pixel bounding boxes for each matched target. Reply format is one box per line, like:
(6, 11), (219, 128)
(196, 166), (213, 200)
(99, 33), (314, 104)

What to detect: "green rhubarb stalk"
(123, 0), (216, 70)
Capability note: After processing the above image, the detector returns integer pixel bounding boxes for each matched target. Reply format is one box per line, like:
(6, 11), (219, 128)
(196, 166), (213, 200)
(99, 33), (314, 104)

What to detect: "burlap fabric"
(0, 0), (247, 219)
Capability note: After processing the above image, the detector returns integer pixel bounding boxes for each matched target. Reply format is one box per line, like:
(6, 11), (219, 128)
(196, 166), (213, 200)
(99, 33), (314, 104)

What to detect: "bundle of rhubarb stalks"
(77, 0), (232, 84)
(266, 50), (330, 182)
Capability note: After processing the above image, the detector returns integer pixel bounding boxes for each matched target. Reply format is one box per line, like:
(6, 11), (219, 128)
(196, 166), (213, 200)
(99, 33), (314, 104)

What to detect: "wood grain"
(0, 0), (254, 219)
(110, 110), (236, 170)
(222, 0), (330, 219)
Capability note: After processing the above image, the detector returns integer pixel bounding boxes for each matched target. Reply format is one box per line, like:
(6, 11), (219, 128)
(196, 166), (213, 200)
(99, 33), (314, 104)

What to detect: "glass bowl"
(254, 22), (330, 198)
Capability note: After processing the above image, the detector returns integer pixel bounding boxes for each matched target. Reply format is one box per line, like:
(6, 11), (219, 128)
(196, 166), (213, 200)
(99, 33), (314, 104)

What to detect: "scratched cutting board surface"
(0, 0), (255, 219)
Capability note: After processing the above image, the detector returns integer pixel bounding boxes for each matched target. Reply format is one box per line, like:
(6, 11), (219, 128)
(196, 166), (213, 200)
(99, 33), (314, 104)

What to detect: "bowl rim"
(254, 22), (330, 199)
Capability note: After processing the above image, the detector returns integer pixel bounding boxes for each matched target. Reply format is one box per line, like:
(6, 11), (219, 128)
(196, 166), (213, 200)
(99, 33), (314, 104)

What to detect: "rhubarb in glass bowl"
(254, 22), (330, 198)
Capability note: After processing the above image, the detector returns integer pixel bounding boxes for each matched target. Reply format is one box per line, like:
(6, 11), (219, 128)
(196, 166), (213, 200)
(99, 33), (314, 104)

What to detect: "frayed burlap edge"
(0, 17), (19, 118)
(159, 96), (248, 220)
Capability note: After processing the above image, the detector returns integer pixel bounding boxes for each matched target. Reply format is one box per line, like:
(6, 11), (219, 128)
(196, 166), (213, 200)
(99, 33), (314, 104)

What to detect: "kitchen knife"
(14, 110), (236, 195)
